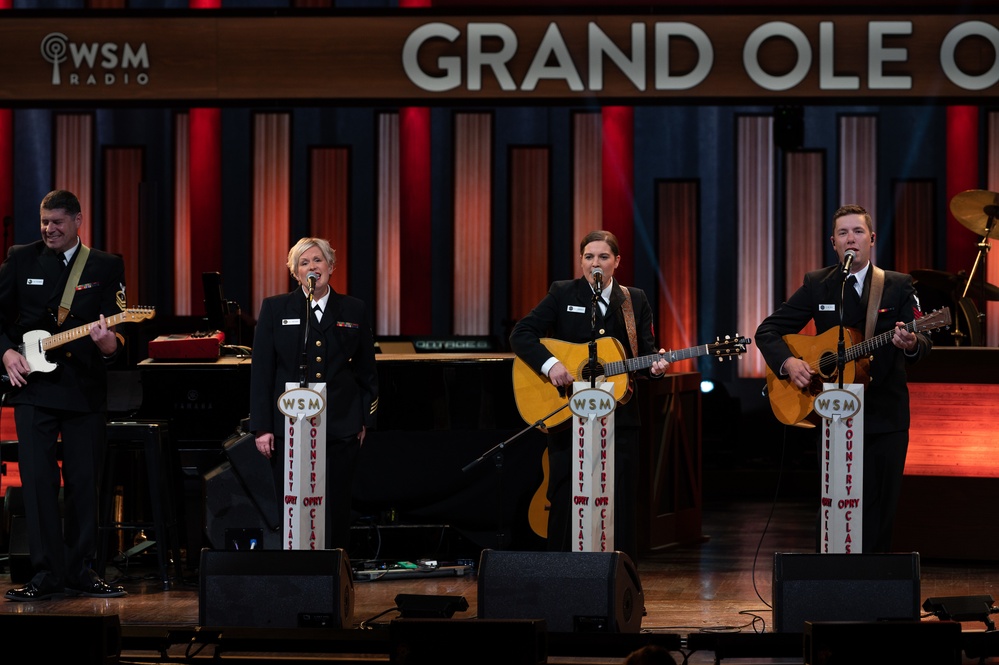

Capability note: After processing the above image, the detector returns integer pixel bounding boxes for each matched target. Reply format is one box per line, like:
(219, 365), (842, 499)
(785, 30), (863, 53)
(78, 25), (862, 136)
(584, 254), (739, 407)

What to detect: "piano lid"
(375, 353), (521, 431)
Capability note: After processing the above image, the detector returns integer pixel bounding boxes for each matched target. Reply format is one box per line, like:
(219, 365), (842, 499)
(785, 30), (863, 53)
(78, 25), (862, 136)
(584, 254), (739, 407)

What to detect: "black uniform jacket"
(509, 277), (658, 428)
(755, 264), (931, 434)
(0, 240), (125, 412)
(249, 289), (378, 440)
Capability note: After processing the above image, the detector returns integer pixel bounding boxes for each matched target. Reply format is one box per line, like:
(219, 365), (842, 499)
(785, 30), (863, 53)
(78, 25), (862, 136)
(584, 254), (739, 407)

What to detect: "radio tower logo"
(41, 32), (69, 85)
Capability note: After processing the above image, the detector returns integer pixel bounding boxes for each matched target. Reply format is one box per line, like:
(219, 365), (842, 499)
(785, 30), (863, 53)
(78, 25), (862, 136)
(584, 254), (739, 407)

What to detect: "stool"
(97, 420), (184, 590)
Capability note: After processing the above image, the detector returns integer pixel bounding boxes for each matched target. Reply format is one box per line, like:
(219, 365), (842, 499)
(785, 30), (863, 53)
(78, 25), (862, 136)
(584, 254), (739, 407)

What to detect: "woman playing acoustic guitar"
(510, 230), (669, 565)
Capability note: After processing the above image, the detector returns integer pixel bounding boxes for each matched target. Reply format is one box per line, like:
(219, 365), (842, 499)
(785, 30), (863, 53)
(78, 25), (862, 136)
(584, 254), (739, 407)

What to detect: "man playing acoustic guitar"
(510, 230), (669, 565)
(755, 204), (932, 553)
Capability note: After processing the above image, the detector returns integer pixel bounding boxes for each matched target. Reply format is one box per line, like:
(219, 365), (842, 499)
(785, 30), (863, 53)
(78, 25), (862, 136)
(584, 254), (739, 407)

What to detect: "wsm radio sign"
(40, 32), (150, 87)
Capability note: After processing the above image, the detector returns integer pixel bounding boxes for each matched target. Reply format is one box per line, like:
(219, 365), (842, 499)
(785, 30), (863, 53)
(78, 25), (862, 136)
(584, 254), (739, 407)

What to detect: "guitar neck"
(604, 345), (711, 377)
(844, 319), (917, 362)
(41, 311), (132, 352)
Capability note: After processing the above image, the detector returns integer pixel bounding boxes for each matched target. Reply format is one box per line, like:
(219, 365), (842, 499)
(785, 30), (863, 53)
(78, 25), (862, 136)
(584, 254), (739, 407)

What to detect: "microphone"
(841, 249), (857, 276)
(307, 272), (320, 291)
(592, 267), (603, 292)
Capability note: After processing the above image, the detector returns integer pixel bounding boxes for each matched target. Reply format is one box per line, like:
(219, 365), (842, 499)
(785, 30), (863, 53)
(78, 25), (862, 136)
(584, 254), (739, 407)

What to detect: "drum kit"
(911, 189), (999, 346)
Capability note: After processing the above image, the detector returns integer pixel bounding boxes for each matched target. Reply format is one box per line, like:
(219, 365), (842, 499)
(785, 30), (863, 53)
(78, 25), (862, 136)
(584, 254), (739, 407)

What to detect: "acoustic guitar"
(764, 307), (950, 426)
(527, 448), (550, 539)
(517, 334), (750, 539)
(512, 335), (750, 431)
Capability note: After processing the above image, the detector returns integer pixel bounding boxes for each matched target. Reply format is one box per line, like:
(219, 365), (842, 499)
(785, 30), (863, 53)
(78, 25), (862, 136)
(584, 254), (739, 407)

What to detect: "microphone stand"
(837, 273), (849, 389)
(589, 281), (601, 388)
(298, 283), (315, 388)
(959, 210), (995, 338)
(462, 402), (570, 550)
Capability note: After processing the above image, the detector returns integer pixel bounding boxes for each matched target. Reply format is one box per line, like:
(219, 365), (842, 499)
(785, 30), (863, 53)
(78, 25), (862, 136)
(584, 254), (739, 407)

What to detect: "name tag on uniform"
(567, 305), (586, 313)
(282, 318), (301, 325)
(819, 304), (836, 311)
(27, 278), (44, 285)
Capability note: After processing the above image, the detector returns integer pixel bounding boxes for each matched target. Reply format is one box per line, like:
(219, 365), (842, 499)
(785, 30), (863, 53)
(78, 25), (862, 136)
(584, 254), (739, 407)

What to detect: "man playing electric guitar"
(1, 190), (130, 602)
(510, 230), (669, 565)
(755, 204), (932, 553)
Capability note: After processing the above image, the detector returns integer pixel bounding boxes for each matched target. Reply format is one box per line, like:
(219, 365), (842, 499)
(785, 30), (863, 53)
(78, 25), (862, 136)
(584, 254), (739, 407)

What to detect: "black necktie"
(57, 252), (66, 266)
(845, 275), (861, 308)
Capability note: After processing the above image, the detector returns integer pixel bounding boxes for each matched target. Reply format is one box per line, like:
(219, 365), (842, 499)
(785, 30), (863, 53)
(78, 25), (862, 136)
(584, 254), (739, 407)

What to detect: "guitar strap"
(619, 284), (639, 358)
(57, 244), (90, 326)
(865, 265), (885, 341)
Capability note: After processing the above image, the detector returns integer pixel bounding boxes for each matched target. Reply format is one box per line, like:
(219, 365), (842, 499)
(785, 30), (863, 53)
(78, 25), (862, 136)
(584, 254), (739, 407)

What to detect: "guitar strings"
(798, 311), (944, 377)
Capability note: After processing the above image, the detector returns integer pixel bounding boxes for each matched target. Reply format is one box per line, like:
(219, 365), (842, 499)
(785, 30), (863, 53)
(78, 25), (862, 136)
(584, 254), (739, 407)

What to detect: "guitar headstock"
(915, 306), (952, 333)
(122, 306), (156, 323)
(710, 334), (752, 360)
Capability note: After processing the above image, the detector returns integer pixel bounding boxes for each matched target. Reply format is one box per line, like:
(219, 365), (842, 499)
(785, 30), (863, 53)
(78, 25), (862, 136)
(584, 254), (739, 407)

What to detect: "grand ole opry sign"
(0, 11), (997, 103)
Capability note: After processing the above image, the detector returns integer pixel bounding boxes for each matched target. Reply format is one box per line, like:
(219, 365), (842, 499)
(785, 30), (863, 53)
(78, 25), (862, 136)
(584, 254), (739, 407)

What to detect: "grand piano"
(134, 344), (703, 563)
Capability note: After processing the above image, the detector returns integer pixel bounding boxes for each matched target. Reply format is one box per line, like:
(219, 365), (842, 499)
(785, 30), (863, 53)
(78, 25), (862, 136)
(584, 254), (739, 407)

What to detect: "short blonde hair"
(286, 237), (336, 279)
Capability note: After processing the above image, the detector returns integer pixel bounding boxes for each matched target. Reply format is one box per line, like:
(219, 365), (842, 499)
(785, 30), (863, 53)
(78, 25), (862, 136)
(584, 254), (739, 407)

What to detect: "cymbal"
(911, 269), (961, 294)
(949, 189), (999, 238)
(911, 269), (999, 301)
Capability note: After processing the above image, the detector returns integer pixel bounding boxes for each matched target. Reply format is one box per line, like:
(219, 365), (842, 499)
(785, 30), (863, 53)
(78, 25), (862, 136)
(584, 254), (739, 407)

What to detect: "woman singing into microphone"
(509, 230), (667, 564)
(248, 237), (378, 550)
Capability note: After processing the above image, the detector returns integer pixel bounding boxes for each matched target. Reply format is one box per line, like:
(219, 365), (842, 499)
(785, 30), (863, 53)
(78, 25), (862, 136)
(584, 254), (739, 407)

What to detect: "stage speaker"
(477, 549), (643, 633)
(6, 515), (31, 583)
(804, 620), (961, 664)
(222, 432), (280, 527)
(0, 614), (121, 665)
(389, 618), (546, 665)
(772, 552), (921, 633)
(5, 487), (64, 583)
(203, 460), (281, 551)
(199, 548), (355, 628)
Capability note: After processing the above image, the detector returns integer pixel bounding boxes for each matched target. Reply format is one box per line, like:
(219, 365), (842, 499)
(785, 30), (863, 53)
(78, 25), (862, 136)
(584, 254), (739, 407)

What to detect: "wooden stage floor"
(3, 499), (999, 664)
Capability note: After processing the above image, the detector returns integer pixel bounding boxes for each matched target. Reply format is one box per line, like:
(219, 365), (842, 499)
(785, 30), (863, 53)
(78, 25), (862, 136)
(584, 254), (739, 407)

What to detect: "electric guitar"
(3, 307), (156, 389)
(512, 334), (751, 431)
(764, 307), (950, 426)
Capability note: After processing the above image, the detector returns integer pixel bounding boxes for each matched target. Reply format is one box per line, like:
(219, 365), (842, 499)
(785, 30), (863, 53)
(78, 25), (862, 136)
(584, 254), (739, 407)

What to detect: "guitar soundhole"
(815, 352), (839, 386)
(579, 362), (606, 383)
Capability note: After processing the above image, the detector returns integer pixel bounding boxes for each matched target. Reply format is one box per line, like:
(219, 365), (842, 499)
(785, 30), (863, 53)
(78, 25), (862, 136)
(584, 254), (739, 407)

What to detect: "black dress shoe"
(5, 583), (65, 602)
(66, 578), (127, 598)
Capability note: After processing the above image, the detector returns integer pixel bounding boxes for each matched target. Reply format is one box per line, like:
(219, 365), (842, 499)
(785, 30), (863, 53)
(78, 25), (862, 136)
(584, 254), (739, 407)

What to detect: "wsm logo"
(41, 32), (150, 87)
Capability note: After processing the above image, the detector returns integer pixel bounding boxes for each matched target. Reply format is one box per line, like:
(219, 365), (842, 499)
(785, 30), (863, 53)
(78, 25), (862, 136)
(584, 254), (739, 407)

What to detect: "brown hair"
(40, 190), (81, 216)
(832, 204), (873, 234)
(579, 230), (620, 256)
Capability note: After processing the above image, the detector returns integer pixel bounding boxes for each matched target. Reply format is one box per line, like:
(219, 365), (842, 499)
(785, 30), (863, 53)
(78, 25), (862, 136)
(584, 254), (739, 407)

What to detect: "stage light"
(700, 380), (715, 393)
(923, 595), (998, 630)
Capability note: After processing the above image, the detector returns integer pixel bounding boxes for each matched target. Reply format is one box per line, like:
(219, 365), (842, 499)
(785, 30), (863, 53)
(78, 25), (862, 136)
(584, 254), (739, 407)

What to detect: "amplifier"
(148, 331), (225, 360)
